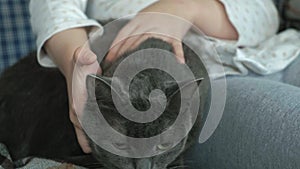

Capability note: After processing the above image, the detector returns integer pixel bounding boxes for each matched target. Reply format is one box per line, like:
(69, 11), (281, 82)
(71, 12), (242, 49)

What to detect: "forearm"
(140, 0), (238, 40)
(44, 28), (88, 77)
(192, 0), (238, 40)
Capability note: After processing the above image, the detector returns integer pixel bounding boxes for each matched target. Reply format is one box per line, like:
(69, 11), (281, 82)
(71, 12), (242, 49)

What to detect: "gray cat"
(0, 38), (210, 169)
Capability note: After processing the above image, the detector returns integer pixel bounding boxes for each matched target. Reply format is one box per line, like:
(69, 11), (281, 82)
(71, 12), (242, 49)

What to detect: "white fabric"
(29, 0), (300, 75)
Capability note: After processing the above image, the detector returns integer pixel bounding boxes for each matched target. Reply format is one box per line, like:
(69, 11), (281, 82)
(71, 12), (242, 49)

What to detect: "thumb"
(74, 46), (98, 66)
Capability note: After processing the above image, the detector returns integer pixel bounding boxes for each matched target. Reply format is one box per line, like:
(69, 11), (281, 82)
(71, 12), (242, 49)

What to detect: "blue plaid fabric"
(0, 0), (36, 73)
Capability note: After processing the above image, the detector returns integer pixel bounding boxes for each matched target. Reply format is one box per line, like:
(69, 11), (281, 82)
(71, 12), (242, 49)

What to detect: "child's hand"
(44, 28), (100, 153)
(105, 0), (199, 64)
(68, 46), (101, 153)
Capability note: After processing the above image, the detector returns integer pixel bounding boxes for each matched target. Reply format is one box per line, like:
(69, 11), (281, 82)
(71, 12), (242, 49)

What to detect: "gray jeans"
(186, 56), (300, 169)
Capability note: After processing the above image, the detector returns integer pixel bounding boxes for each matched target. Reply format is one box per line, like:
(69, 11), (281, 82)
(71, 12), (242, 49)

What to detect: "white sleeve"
(86, 0), (158, 21)
(29, 0), (103, 67)
(219, 0), (279, 47)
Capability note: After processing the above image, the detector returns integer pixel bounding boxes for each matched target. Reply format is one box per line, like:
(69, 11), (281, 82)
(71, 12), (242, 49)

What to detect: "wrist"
(45, 28), (89, 77)
(140, 0), (199, 21)
(187, 0), (207, 22)
(190, 0), (215, 25)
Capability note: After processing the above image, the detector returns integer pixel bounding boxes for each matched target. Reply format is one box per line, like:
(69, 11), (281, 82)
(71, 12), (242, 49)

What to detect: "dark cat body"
(0, 52), (90, 165)
(0, 38), (210, 168)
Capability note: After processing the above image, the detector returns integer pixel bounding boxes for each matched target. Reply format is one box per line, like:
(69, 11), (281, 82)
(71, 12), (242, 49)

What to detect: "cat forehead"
(92, 71), (179, 94)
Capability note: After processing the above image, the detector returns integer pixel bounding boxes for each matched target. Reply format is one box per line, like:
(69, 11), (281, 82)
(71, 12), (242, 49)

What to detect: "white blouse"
(29, 0), (300, 75)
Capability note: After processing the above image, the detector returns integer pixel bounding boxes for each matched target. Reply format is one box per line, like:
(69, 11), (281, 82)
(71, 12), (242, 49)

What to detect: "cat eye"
(112, 142), (129, 150)
(157, 143), (174, 151)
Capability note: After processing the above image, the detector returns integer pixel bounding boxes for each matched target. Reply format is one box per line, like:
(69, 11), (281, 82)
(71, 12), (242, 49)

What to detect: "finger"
(116, 35), (144, 57)
(131, 34), (183, 63)
(171, 40), (185, 64)
(71, 67), (90, 116)
(96, 66), (102, 75)
(105, 24), (138, 62)
(105, 39), (124, 63)
(69, 109), (91, 153)
(69, 109), (82, 129)
(111, 22), (138, 48)
(74, 46), (98, 66)
(74, 126), (92, 153)
(129, 34), (151, 50)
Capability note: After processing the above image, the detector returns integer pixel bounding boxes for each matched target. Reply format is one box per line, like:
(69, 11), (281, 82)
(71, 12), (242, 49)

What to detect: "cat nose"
(135, 158), (152, 169)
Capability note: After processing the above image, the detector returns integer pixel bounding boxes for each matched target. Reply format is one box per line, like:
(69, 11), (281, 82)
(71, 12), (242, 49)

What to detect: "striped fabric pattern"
(0, 0), (36, 73)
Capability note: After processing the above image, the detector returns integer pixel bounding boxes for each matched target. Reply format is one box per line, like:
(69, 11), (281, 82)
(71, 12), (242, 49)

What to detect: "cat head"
(82, 38), (206, 169)
(84, 73), (202, 169)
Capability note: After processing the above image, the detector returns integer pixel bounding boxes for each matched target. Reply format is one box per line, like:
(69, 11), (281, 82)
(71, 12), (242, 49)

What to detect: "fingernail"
(179, 57), (185, 64)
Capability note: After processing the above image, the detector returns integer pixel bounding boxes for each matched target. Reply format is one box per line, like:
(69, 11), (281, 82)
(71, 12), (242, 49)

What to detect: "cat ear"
(86, 74), (113, 99)
(169, 78), (204, 101)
